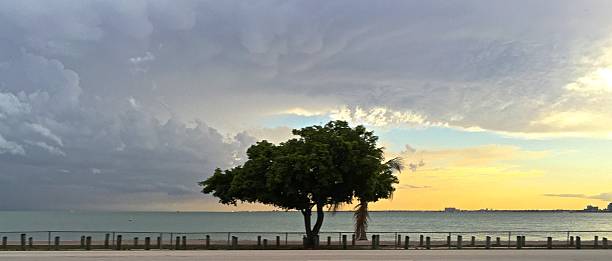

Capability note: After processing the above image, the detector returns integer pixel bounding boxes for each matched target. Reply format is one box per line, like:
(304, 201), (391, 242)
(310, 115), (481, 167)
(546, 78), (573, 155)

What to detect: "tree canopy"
(199, 120), (399, 247)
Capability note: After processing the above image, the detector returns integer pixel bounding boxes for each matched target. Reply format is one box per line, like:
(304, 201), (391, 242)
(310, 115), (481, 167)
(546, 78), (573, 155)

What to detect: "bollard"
(425, 236), (431, 250)
(575, 236), (581, 249)
(175, 236), (180, 250)
(276, 235), (280, 247)
(547, 237), (552, 249)
(371, 235), (376, 249)
(398, 234), (402, 247)
(471, 236), (475, 247)
(602, 237), (608, 249)
(302, 236), (307, 248)
(486, 236), (491, 249)
(594, 236), (599, 249)
(145, 237), (150, 250)
(404, 236), (410, 250)
(522, 236), (526, 248)
(2, 236), (7, 249)
(134, 237), (139, 249)
(419, 235), (424, 247)
(570, 236), (574, 246)
(231, 236), (238, 249)
(85, 236), (91, 250)
(181, 236), (187, 250)
(351, 234), (355, 246)
(28, 237), (33, 248)
(116, 235), (122, 250)
(156, 236), (161, 249)
(54, 236), (60, 250)
(80, 235), (85, 248)
(446, 236), (451, 248)
(263, 239), (268, 248)
(206, 235), (210, 249)
(327, 236), (331, 246)
(257, 235), (262, 246)
(496, 237), (501, 246)
(314, 235), (320, 248)
(20, 234), (26, 251)
(376, 235), (380, 248)
(342, 235), (347, 249)
(516, 236), (522, 249)
(457, 235), (462, 249)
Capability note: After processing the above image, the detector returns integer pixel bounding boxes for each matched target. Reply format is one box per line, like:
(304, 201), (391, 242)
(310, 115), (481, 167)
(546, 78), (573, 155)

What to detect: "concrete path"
(0, 250), (611, 260)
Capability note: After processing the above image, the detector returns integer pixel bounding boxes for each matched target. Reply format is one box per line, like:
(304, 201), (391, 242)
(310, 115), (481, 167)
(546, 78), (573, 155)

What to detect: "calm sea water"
(1, 211), (611, 233)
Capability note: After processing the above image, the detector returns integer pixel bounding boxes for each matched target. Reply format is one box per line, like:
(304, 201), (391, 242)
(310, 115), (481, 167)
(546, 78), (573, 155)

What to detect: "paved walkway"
(1, 250), (611, 261)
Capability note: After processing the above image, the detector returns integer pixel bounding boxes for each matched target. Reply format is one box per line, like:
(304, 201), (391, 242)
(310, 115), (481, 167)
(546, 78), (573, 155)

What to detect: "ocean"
(1, 211), (611, 243)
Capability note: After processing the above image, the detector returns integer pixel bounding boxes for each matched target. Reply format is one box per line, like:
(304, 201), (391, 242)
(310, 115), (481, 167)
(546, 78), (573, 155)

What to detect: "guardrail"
(0, 230), (610, 250)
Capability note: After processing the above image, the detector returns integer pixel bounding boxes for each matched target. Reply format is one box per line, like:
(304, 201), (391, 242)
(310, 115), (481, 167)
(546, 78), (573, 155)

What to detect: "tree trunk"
(301, 203), (325, 249)
(354, 201), (369, 240)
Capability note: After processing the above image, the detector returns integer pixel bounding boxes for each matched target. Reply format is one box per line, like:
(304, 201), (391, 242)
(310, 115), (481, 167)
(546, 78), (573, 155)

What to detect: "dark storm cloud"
(1, 0), (612, 209)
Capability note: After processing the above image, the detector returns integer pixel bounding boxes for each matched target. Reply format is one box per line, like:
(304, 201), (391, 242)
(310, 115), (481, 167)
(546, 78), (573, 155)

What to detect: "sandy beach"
(1, 250), (611, 261)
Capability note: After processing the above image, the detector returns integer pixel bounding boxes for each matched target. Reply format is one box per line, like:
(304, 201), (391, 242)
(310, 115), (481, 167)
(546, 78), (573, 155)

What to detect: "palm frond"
(385, 157), (404, 173)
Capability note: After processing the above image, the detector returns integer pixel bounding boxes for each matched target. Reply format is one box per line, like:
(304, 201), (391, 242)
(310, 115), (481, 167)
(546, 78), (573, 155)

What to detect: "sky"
(1, 0), (612, 211)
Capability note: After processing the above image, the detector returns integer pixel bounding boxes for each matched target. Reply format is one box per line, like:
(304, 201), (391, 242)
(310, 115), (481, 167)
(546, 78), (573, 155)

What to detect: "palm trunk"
(354, 200), (369, 240)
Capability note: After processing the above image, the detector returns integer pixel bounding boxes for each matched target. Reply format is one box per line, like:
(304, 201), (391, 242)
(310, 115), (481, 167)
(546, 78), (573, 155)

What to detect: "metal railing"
(0, 230), (610, 250)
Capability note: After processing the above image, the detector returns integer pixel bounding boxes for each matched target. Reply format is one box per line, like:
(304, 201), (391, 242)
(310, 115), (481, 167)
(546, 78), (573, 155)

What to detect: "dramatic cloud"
(1, 0), (611, 209)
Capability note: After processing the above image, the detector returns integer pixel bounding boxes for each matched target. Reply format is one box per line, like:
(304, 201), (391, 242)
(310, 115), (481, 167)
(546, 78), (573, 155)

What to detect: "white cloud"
(0, 134), (25, 155)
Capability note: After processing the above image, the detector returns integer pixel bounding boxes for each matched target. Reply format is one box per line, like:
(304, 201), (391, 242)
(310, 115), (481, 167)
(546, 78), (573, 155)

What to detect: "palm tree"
(354, 157), (404, 240)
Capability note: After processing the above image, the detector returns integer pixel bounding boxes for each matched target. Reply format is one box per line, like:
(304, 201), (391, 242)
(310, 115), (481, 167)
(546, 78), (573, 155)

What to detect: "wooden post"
(522, 236), (526, 248)
(575, 236), (581, 249)
(116, 235), (122, 250)
(516, 236), (522, 249)
(404, 236), (410, 250)
(397, 234), (402, 247)
(2, 236), (7, 249)
(156, 236), (161, 249)
(104, 233), (110, 249)
(371, 235), (376, 249)
(85, 236), (91, 250)
(231, 236), (238, 249)
(419, 235), (424, 247)
(446, 235), (451, 248)
(486, 236), (491, 249)
(28, 237), (33, 248)
(602, 237), (608, 249)
(547, 237), (552, 249)
(594, 236), (599, 249)
(457, 235), (462, 249)
(54, 236), (59, 250)
(181, 236), (186, 250)
(471, 236), (475, 247)
(314, 235), (320, 248)
(342, 235), (347, 249)
(263, 239), (268, 248)
(257, 235), (262, 246)
(175, 236), (180, 250)
(145, 237), (150, 250)
(80, 235), (85, 248)
(425, 236), (431, 249)
(20, 234), (26, 251)
(133, 237), (139, 249)
(276, 235), (280, 247)
(351, 234), (355, 246)
(206, 235), (210, 249)
(496, 237), (501, 246)
(569, 236), (574, 246)
(327, 236), (331, 246)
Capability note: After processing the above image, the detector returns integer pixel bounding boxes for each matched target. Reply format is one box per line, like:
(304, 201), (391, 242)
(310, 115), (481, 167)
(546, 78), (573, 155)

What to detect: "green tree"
(199, 121), (399, 247)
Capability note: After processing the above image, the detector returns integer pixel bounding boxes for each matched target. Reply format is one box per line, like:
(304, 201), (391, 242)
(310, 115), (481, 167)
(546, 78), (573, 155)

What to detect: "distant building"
(583, 205), (599, 212)
(608, 203), (612, 212)
(444, 207), (459, 212)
